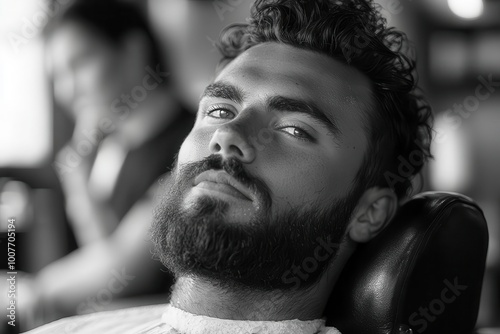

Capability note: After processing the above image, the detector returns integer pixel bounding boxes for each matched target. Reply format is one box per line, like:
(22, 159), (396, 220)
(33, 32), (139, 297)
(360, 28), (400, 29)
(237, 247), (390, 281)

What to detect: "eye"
(206, 106), (235, 120)
(279, 126), (313, 141)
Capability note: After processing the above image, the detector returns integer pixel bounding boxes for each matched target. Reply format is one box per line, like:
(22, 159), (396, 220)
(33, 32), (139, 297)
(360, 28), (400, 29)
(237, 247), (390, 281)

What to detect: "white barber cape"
(24, 304), (341, 334)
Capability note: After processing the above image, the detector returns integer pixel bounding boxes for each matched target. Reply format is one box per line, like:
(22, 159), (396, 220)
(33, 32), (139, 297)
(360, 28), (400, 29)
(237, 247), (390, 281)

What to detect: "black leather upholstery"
(325, 192), (489, 334)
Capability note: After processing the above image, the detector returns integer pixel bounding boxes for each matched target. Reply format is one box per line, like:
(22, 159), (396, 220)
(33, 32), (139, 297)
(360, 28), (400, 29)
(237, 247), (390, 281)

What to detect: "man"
(26, 0), (432, 333)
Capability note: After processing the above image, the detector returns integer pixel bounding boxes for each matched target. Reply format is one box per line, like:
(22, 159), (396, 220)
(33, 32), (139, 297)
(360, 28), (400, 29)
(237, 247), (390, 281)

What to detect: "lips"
(193, 170), (254, 201)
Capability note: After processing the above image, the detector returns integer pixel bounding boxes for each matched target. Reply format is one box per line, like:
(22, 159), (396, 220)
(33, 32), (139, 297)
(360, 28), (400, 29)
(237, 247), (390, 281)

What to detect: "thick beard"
(151, 155), (361, 291)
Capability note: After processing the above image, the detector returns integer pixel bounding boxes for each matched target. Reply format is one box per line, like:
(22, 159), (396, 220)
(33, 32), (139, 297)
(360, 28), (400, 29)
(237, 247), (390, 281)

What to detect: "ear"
(347, 187), (398, 243)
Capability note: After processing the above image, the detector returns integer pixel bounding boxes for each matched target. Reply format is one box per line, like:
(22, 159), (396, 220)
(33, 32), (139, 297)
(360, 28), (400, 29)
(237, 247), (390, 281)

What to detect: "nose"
(209, 125), (256, 163)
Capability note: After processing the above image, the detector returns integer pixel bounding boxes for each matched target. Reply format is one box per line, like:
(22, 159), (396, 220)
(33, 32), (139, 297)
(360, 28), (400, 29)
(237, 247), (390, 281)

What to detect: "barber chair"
(325, 191), (490, 334)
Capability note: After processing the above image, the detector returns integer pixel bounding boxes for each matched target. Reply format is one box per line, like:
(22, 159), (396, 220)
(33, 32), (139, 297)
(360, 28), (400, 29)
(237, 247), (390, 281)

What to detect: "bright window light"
(447, 0), (484, 19)
(0, 0), (52, 167)
(429, 114), (470, 192)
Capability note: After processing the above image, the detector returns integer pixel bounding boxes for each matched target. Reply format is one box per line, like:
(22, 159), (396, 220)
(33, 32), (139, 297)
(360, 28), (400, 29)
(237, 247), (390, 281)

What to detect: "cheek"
(178, 126), (212, 165)
(258, 149), (332, 208)
(260, 146), (359, 210)
(81, 55), (120, 93)
(79, 67), (102, 91)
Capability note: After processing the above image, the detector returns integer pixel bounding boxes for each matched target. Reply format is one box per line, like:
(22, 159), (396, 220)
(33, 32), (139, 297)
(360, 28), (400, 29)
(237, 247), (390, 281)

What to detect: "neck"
(169, 239), (355, 322)
(169, 276), (325, 321)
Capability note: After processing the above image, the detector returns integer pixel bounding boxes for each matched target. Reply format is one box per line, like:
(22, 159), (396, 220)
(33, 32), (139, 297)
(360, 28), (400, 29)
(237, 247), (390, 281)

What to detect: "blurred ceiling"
(421, 0), (500, 28)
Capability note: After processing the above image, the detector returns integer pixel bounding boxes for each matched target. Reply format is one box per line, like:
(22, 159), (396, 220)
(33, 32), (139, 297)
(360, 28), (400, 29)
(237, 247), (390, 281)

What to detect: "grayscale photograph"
(0, 0), (499, 333)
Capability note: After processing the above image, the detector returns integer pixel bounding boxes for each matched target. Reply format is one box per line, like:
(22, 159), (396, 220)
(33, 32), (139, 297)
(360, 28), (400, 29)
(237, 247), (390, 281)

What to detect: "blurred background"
(0, 0), (499, 332)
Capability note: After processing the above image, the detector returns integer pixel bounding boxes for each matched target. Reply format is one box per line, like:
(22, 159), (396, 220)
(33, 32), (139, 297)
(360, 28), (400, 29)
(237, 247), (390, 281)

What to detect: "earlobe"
(348, 188), (397, 243)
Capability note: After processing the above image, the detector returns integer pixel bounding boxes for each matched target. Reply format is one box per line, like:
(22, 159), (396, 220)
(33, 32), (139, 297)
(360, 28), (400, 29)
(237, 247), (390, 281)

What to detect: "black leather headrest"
(325, 192), (489, 334)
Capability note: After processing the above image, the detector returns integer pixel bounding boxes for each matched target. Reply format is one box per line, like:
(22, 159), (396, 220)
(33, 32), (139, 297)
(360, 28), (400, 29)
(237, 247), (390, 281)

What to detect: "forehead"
(214, 42), (373, 136)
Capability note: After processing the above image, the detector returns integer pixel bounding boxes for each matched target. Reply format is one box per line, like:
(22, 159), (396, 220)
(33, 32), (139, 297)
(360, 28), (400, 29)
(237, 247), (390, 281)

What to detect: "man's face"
(153, 43), (373, 289)
(179, 43), (371, 220)
(48, 22), (125, 120)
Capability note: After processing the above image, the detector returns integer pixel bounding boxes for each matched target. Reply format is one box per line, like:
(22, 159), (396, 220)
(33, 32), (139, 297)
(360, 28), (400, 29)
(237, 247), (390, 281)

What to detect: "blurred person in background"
(47, 0), (187, 245)
(23, 0), (194, 327)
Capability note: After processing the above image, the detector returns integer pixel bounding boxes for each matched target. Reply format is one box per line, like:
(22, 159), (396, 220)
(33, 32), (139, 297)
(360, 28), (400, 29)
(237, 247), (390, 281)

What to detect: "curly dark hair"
(216, 0), (433, 199)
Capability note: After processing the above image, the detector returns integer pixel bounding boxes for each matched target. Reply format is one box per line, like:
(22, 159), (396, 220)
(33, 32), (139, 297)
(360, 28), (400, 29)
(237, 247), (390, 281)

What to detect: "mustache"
(175, 154), (272, 211)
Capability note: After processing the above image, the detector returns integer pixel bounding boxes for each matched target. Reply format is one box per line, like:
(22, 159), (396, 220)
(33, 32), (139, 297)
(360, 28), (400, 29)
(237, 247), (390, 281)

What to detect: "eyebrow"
(268, 96), (341, 137)
(201, 81), (245, 104)
(201, 81), (341, 137)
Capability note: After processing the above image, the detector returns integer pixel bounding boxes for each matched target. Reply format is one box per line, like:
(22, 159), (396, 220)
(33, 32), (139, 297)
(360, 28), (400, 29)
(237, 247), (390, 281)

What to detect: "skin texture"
(178, 42), (370, 221)
(166, 42), (398, 320)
